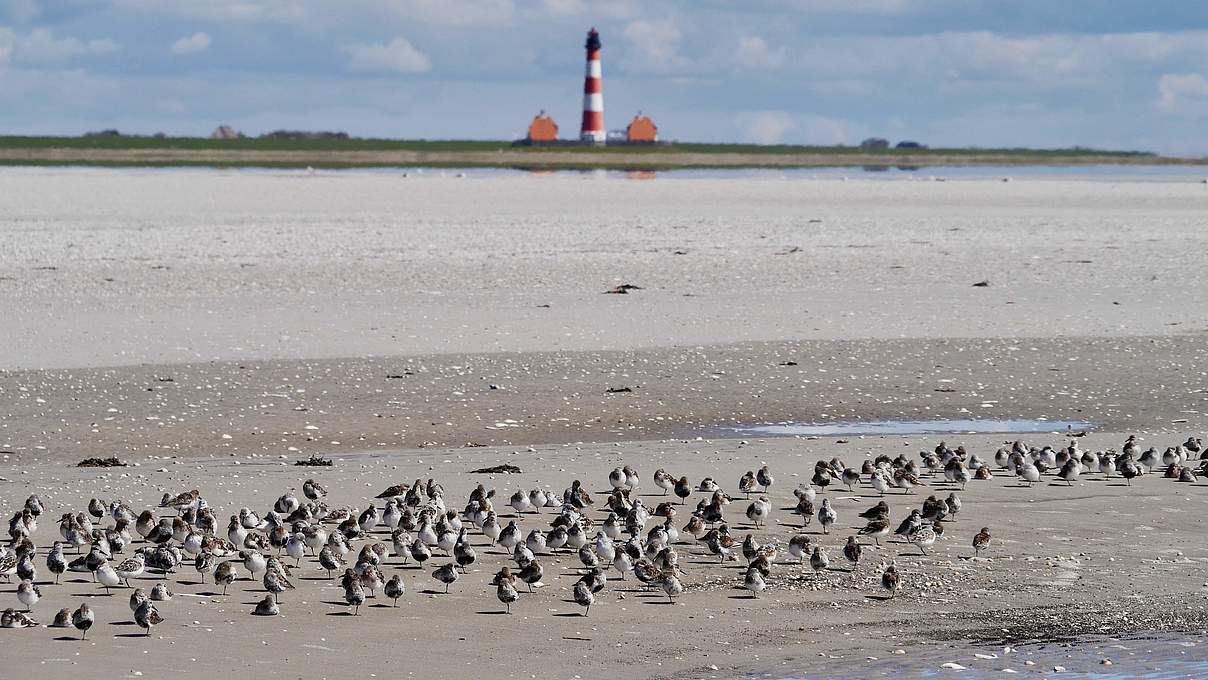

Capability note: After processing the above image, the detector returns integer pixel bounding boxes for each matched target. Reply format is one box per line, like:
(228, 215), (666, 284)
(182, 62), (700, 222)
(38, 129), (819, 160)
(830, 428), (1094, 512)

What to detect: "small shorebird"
(908, 523), (937, 555)
(519, 559), (544, 592)
(150, 582), (173, 601)
(134, 600), (163, 636)
(303, 478), (327, 501)
(817, 498), (837, 535)
(746, 496), (771, 527)
(2, 608), (37, 628)
(252, 594), (280, 616)
(788, 534), (811, 563)
(881, 564), (900, 598)
(573, 579), (594, 615)
(114, 553), (145, 586)
(213, 561), (236, 595)
(743, 565), (766, 598)
(653, 468), (674, 495)
(858, 519), (890, 546)
(738, 470), (756, 498)
(264, 570), (294, 602)
(858, 501), (889, 521)
(129, 588), (148, 614)
(809, 546), (829, 574)
(344, 577), (366, 615)
(972, 527), (992, 557)
(843, 536), (862, 571)
(72, 603), (94, 639)
(432, 563), (458, 593)
(661, 571), (684, 603)
(17, 580), (40, 612)
(47, 542), (67, 583)
(385, 574), (405, 606)
(674, 476), (692, 504)
(756, 464), (774, 492)
(51, 608), (71, 628)
(96, 562), (122, 593)
(497, 578), (519, 613)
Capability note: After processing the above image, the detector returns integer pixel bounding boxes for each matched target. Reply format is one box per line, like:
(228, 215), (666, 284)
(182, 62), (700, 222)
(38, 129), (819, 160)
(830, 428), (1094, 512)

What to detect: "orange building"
(527, 111), (559, 143)
(626, 114), (657, 143)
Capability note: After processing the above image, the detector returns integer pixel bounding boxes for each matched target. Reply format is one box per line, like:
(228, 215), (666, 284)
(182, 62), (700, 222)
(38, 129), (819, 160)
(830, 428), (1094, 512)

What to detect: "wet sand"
(1, 169), (1207, 679)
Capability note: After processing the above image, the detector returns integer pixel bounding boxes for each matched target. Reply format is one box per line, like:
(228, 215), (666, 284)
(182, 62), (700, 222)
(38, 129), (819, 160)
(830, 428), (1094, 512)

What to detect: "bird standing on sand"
(743, 566), (766, 598)
(738, 471), (756, 498)
(809, 546), (829, 574)
(756, 465), (774, 492)
(47, 542), (67, 584)
(674, 476), (692, 504)
(214, 561), (236, 595)
(653, 468), (674, 495)
(908, 524), (937, 555)
(858, 519), (890, 546)
(433, 563), (458, 593)
(972, 527), (992, 557)
(843, 536), (862, 570)
(72, 603), (94, 639)
(497, 578), (519, 613)
(573, 579), (594, 615)
(817, 498), (836, 535)
(384, 574), (405, 606)
(134, 600), (163, 636)
(881, 565), (900, 598)
(661, 571), (684, 603)
(17, 580), (40, 612)
(788, 534), (811, 563)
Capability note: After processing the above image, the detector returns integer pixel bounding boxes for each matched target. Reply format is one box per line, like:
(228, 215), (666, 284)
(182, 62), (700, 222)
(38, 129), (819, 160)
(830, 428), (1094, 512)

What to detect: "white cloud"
(622, 18), (688, 71)
(735, 35), (785, 70)
(738, 111), (795, 145)
(113, 0), (309, 22)
(170, 32), (211, 55)
(3, 27), (117, 65)
(343, 37), (431, 74)
(1157, 73), (1208, 112)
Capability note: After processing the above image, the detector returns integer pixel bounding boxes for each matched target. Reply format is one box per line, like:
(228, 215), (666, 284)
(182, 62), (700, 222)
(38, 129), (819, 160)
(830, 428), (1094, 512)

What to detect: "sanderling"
(16, 580), (40, 612)
(743, 565), (766, 598)
(213, 560), (236, 595)
(881, 564), (900, 598)
(72, 603), (94, 639)
(573, 579), (594, 615)
(432, 563), (459, 593)
(817, 498), (837, 535)
(843, 536), (862, 570)
(253, 593), (280, 616)
(134, 600), (163, 636)
(385, 574), (406, 606)
(972, 527), (992, 557)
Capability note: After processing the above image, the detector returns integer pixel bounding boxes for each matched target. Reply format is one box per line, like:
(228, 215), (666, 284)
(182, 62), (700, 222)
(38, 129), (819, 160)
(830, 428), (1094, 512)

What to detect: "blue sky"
(2, 1), (1208, 152)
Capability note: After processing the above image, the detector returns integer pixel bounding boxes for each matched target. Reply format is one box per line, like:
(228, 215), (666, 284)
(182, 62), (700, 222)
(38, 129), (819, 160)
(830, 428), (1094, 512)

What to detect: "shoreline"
(0, 146), (1203, 170)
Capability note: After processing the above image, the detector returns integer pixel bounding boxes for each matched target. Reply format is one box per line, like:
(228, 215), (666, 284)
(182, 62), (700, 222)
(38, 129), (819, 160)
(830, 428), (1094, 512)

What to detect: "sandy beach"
(2, 169), (1208, 679)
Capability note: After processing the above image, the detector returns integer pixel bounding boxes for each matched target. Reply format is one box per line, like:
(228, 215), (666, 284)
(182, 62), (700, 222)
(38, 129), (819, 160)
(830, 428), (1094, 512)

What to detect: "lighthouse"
(579, 28), (605, 145)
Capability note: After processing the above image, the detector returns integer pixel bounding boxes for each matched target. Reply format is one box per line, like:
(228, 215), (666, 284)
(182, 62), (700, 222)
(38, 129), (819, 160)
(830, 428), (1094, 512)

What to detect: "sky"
(2, 1), (1208, 153)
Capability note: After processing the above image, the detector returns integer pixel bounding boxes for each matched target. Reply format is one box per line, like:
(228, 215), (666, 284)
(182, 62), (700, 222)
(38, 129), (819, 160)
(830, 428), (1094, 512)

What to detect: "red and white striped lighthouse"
(579, 28), (605, 145)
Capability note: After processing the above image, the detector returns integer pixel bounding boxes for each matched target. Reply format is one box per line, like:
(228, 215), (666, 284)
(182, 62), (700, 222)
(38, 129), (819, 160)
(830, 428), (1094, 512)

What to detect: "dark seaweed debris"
(470, 463), (523, 474)
(294, 454), (333, 467)
(77, 457), (127, 468)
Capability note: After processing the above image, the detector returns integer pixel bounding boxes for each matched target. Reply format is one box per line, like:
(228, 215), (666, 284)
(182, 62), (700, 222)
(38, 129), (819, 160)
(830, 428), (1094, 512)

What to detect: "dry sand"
(1, 168), (1207, 678)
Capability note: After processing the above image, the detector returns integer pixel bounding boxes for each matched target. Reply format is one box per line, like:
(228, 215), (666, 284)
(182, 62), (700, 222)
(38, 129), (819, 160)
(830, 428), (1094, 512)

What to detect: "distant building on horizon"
(526, 111), (559, 144)
(626, 113), (657, 144)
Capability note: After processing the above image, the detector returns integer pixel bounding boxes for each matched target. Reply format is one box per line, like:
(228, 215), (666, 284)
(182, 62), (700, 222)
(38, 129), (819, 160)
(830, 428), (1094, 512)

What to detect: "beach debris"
(604, 284), (643, 294)
(77, 456), (127, 468)
(778, 361), (799, 366)
(605, 386), (634, 394)
(294, 454), (333, 467)
(386, 372), (415, 379)
(972, 280), (990, 287)
(941, 662), (967, 670)
(469, 463), (522, 475)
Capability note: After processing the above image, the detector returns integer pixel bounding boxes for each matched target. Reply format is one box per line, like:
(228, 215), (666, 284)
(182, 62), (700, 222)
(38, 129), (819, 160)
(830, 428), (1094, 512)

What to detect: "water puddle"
(762, 634), (1208, 679)
(733, 418), (1093, 437)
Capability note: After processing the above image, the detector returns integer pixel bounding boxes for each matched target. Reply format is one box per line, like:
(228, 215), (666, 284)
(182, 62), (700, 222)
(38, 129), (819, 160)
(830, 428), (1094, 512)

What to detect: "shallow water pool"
(732, 419), (1093, 438)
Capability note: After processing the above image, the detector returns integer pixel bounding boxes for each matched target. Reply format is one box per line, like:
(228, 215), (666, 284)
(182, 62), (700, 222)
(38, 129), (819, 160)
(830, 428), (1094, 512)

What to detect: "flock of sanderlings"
(0, 434), (1202, 638)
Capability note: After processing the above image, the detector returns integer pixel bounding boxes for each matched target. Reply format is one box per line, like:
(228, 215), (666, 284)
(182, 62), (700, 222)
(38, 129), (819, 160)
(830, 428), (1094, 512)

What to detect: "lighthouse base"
(579, 131), (606, 145)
